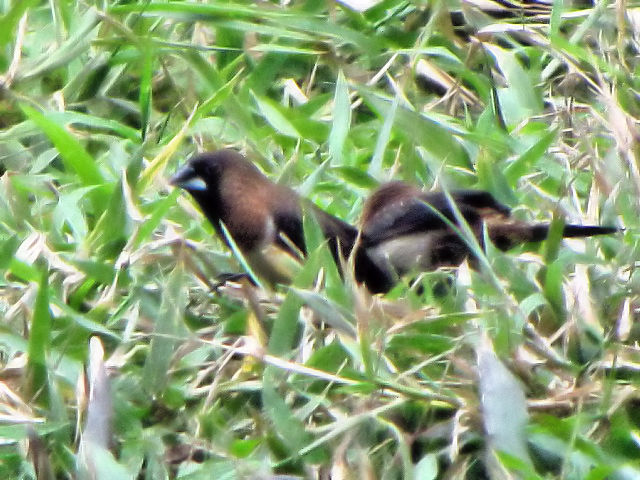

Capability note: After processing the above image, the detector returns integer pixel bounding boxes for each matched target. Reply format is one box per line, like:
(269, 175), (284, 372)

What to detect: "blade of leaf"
(0, 0), (38, 46)
(137, 104), (197, 192)
(477, 336), (532, 469)
(142, 262), (187, 394)
(139, 44), (153, 140)
(16, 9), (100, 81)
(21, 105), (104, 186)
(368, 93), (398, 180)
(328, 70), (351, 165)
(27, 269), (52, 405)
(252, 93), (301, 138)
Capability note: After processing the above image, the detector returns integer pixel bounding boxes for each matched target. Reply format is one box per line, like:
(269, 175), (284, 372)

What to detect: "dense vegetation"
(0, 1), (639, 478)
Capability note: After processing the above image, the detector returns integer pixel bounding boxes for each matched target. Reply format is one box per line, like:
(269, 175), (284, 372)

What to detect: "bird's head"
(170, 149), (274, 230)
(170, 149), (258, 193)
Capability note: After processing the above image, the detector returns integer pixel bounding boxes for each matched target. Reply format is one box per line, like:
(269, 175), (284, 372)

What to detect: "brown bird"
(358, 181), (619, 289)
(170, 149), (393, 291)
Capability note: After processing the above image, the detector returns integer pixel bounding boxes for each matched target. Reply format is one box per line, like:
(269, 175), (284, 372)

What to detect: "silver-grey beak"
(169, 165), (207, 191)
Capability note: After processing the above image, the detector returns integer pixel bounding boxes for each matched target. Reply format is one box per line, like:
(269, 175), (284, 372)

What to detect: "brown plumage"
(359, 181), (619, 288)
(170, 149), (392, 291)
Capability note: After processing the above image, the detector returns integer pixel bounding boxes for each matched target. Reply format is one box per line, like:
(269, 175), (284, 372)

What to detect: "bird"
(169, 149), (393, 292)
(357, 181), (619, 289)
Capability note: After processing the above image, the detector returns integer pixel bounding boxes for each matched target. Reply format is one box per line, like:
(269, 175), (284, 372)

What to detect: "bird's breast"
(244, 242), (302, 287)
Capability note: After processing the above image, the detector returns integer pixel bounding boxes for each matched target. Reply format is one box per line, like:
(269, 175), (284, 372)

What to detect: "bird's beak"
(169, 165), (207, 191)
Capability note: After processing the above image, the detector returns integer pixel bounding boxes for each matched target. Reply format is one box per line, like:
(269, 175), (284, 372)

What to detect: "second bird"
(358, 181), (619, 288)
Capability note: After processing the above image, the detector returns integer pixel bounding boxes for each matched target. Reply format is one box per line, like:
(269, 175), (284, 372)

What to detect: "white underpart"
(369, 233), (436, 276)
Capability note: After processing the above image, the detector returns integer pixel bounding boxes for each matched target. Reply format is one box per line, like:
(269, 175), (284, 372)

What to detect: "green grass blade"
(328, 71), (351, 165)
(26, 269), (52, 405)
(21, 105), (104, 185)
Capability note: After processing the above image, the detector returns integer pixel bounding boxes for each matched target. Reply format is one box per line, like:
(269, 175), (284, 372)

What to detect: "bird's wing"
(272, 204), (307, 257)
(362, 198), (451, 246)
(363, 191), (506, 245)
(447, 190), (511, 217)
(362, 190), (511, 247)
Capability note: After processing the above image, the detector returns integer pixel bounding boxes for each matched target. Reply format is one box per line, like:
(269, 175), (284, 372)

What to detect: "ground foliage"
(0, 0), (639, 479)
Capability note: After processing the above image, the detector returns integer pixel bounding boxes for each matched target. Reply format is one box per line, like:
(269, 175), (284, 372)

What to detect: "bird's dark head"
(170, 149), (259, 194)
(170, 149), (272, 230)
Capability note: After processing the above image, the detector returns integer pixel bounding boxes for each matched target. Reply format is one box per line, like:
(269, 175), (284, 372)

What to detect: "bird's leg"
(212, 272), (258, 292)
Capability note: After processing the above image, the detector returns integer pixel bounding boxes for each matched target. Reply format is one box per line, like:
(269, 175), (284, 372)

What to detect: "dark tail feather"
(490, 223), (619, 251)
(528, 224), (619, 242)
(561, 224), (620, 238)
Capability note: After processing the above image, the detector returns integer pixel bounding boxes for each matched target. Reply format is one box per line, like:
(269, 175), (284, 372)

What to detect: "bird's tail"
(561, 224), (620, 238)
(489, 223), (619, 251)
(527, 224), (620, 242)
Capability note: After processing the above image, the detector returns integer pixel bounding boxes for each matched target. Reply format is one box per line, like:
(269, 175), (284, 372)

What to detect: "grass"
(0, 0), (639, 478)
